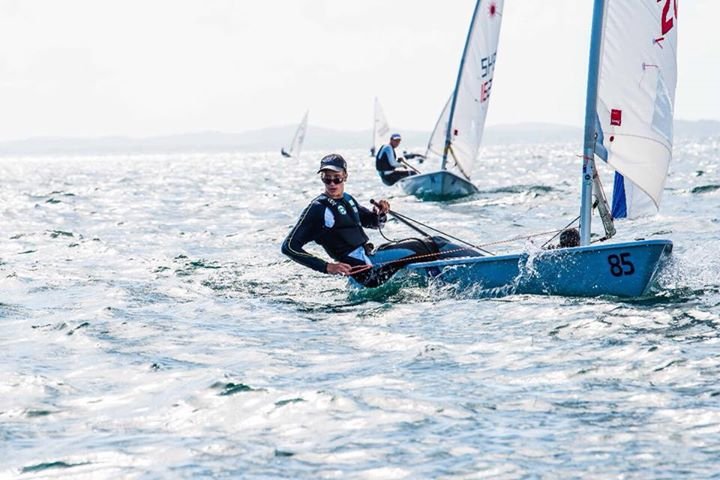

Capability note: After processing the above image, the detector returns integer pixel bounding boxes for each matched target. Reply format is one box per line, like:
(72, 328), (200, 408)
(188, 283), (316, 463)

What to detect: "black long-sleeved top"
(281, 193), (383, 273)
(375, 144), (401, 173)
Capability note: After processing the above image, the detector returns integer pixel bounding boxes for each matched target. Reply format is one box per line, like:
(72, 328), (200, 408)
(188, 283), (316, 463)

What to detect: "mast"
(580, 0), (606, 246)
(441, 0), (482, 173)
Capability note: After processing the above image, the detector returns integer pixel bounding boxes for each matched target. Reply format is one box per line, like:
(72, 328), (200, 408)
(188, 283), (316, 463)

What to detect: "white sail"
(425, 94), (452, 162)
(595, 0), (678, 217)
(372, 98), (390, 155)
(284, 110), (309, 158)
(442, 0), (504, 179)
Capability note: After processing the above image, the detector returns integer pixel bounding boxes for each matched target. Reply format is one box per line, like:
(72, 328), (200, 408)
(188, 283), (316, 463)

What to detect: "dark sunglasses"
(322, 176), (345, 185)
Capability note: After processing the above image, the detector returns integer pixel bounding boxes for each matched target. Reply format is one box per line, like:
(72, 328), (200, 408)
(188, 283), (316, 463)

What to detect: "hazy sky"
(0, 0), (717, 141)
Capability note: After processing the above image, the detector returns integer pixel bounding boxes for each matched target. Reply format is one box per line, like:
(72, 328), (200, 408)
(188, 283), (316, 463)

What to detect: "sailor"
(375, 133), (417, 186)
(281, 153), (390, 277)
(558, 228), (580, 248)
(545, 228), (581, 250)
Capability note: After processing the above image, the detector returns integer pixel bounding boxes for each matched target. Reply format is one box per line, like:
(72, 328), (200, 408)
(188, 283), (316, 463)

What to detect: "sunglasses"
(321, 176), (345, 185)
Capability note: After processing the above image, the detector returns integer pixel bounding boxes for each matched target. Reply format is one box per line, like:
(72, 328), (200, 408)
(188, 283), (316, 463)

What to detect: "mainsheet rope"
(349, 212), (584, 276)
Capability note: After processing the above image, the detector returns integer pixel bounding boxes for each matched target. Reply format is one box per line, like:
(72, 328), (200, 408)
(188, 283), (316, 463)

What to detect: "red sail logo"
(660, 0), (678, 35)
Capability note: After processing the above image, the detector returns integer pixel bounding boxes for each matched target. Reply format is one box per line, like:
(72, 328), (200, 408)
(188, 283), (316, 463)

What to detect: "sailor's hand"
(373, 199), (390, 215)
(326, 262), (353, 276)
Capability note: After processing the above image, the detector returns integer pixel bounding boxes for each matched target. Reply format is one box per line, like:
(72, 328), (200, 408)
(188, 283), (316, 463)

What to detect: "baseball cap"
(317, 153), (347, 173)
(390, 133), (402, 141)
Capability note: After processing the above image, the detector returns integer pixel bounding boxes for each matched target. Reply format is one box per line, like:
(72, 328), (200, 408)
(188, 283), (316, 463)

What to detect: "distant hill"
(674, 119), (720, 137)
(0, 119), (716, 156)
(484, 123), (580, 145)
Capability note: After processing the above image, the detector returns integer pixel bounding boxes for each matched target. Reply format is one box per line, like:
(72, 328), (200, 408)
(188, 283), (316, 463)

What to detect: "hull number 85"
(608, 253), (635, 277)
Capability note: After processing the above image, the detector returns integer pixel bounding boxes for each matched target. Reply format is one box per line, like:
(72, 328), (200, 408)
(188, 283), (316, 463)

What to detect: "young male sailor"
(281, 154), (390, 277)
(375, 133), (417, 186)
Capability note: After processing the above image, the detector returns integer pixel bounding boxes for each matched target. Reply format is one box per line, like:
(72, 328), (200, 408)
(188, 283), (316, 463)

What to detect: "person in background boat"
(281, 153), (390, 277)
(375, 133), (417, 186)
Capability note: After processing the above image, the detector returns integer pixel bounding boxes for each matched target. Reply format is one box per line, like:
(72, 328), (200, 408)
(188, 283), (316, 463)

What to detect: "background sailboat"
(370, 97), (390, 157)
(402, 0), (676, 297)
(400, 0), (504, 200)
(371, 98), (425, 162)
(280, 110), (309, 158)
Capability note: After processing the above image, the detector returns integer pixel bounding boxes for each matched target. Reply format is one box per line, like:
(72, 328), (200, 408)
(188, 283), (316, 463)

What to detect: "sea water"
(1, 138), (719, 478)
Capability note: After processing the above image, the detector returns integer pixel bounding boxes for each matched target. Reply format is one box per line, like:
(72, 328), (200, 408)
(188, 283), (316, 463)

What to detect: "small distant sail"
(372, 98), (391, 156)
(282, 110), (309, 159)
(426, 94), (452, 162)
(441, 0), (504, 180)
(594, 0), (678, 218)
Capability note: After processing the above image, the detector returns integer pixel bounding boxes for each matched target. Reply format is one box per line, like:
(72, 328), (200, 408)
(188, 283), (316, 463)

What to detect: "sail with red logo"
(399, 0), (675, 298)
(399, 0), (504, 200)
(594, 0), (679, 218)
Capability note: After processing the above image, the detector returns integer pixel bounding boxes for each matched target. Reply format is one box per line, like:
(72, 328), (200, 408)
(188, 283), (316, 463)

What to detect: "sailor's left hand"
(373, 199), (390, 215)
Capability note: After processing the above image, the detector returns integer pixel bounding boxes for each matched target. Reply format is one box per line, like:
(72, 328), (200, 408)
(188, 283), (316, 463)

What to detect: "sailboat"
(281, 110), (309, 158)
(371, 98), (426, 161)
(370, 97), (390, 157)
(399, 0), (504, 200)
(366, 0), (677, 297)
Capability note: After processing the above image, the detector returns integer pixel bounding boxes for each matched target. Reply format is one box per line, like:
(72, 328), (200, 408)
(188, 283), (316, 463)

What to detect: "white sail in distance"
(595, 0), (678, 217)
(373, 98), (390, 155)
(442, 0), (504, 179)
(286, 110), (309, 158)
(425, 94), (452, 163)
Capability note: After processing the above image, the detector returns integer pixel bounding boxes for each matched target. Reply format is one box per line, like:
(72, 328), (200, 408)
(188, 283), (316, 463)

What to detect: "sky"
(0, 0), (717, 141)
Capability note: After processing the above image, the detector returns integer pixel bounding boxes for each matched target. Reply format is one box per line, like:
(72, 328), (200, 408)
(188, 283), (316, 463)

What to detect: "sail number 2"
(660, 0), (678, 35)
(607, 253), (635, 277)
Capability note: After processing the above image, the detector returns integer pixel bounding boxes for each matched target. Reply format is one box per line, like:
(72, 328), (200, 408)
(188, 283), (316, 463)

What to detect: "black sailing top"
(281, 193), (385, 273)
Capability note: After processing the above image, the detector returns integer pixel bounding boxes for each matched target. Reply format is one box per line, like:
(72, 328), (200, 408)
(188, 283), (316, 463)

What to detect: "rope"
(540, 215), (581, 249)
(348, 245), (473, 275)
(351, 221), (581, 276)
(388, 209), (494, 256)
(355, 205), (586, 279)
(475, 224), (575, 249)
(446, 144), (472, 182)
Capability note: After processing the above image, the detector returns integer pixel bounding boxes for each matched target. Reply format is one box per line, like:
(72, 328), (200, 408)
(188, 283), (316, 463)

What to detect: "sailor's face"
(321, 170), (347, 198)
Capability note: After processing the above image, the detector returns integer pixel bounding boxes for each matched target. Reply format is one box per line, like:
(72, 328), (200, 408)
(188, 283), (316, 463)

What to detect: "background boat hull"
(399, 170), (479, 200)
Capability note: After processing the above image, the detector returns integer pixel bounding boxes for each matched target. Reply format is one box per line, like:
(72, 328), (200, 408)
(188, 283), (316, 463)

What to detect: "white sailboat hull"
(399, 170), (479, 200)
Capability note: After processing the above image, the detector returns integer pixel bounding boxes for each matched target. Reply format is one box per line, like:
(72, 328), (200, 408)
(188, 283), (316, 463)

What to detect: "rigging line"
(388, 208), (494, 256)
(540, 215), (581, 249)
(376, 217), (395, 243)
(399, 158), (421, 174)
(447, 145), (472, 181)
(477, 227), (570, 248)
(348, 246), (476, 275)
(370, 200), (431, 238)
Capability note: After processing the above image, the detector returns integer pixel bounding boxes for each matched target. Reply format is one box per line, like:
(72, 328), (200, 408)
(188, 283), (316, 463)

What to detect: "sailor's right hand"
(326, 262), (353, 276)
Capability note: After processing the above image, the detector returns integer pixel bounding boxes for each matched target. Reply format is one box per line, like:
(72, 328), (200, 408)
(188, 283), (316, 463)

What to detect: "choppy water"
(1, 138), (719, 478)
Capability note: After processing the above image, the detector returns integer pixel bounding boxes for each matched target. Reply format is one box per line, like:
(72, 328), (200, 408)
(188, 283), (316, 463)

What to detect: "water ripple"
(0, 144), (719, 477)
